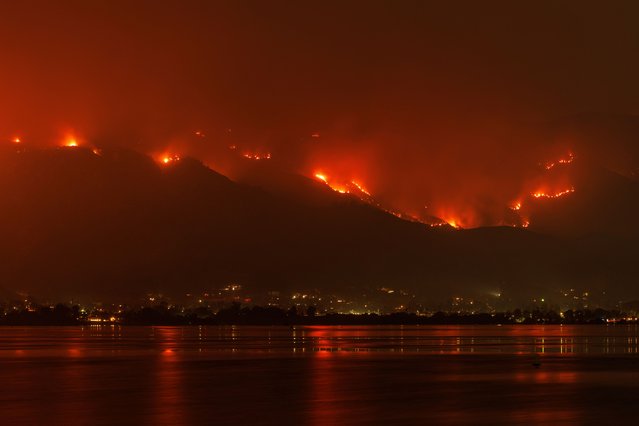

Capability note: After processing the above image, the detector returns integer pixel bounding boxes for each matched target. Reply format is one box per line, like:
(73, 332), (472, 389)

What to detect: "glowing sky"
(2, 0), (639, 227)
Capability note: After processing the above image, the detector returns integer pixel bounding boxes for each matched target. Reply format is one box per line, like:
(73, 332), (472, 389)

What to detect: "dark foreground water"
(2, 325), (639, 425)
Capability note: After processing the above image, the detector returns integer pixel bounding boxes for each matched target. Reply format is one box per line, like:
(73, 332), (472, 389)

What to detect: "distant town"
(2, 284), (638, 325)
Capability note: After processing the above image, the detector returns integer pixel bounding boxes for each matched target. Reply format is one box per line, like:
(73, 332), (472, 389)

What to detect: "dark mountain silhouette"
(0, 144), (636, 303)
(528, 114), (639, 237)
(546, 113), (639, 181)
(528, 161), (639, 237)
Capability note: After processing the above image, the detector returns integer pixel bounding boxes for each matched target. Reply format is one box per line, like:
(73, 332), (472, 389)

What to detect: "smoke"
(2, 1), (639, 228)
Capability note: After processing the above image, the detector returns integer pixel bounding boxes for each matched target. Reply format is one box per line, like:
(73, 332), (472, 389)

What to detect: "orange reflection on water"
(514, 369), (579, 384)
(151, 327), (187, 425)
(309, 350), (349, 426)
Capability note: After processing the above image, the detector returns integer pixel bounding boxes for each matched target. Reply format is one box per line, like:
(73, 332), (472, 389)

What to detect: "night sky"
(3, 1), (639, 227)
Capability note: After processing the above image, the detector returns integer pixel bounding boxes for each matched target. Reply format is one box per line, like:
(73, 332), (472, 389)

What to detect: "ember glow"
(314, 173), (328, 184)
(63, 138), (79, 148)
(443, 218), (460, 229)
(313, 172), (370, 196)
(350, 181), (371, 196)
(544, 152), (575, 170)
(531, 187), (575, 199)
(159, 154), (181, 165)
(243, 152), (271, 160)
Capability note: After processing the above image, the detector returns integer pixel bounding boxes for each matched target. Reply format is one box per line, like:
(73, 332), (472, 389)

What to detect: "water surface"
(1, 325), (638, 424)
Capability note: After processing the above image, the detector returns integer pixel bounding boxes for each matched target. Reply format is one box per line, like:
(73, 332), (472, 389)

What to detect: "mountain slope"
(0, 145), (635, 303)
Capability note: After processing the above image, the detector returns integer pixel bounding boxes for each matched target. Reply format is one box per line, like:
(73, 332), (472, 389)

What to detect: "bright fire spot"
(510, 202), (522, 211)
(92, 148), (102, 156)
(160, 154), (180, 165)
(194, 131), (205, 138)
(532, 187), (575, 199)
(229, 145), (237, 150)
(522, 220), (530, 228)
(351, 181), (371, 196)
(428, 218), (461, 229)
(544, 152), (575, 170)
(64, 139), (78, 147)
(311, 133), (320, 138)
(12, 137), (21, 143)
(445, 219), (460, 229)
(243, 152), (271, 160)
(313, 173), (365, 195)
(314, 173), (328, 183)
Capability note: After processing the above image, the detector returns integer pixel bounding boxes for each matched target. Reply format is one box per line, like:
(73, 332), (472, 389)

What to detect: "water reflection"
(152, 327), (186, 425)
(0, 325), (639, 424)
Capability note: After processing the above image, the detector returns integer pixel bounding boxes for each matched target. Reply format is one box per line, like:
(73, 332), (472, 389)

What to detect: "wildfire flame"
(243, 152), (271, 160)
(64, 138), (78, 147)
(12, 137), (21, 144)
(313, 172), (370, 196)
(446, 219), (460, 229)
(350, 181), (371, 196)
(501, 151), (578, 228)
(314, 173), (328, 183)
(544, 152), (574, 170)
(159, 154), (180, 165)
(531, 187), (575, 199)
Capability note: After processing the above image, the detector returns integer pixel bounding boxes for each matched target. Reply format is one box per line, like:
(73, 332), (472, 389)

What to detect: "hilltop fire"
(544, 152), (575, 170)
(243, 152), (271, 160)
(313, 172), (371, 197)
(443, 219), (460, 228)
(350, 180), (371, 196)
(159, 154), (181, 165)
(7, 127), (582, 231)
(314, 173), (328, 183)
(531, 187), (575, 199)
(501, 150), (578, 228)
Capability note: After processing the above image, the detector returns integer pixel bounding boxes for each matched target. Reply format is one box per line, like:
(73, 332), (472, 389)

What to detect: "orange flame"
(243, 152), (271, 160)
(444, 218), (460, 229)
(544, 152), (574, 170)
(64, 138), (78, 147)
(159, 154), (180, 165)
(531, 187), (575, 199)
(314, 173), (328, 183)
(351, 180), (371, 196)
(313, 172), (365, 195)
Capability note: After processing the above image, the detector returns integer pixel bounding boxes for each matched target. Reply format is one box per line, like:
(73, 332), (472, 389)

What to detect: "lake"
(1, 325), (638, 424)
